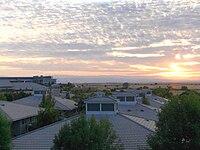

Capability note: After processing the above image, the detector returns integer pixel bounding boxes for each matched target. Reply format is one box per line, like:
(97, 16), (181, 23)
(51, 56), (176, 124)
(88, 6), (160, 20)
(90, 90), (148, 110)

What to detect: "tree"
(0, 93), (6, 101)
(152, 87), (173, 99)
(0, 114), (11, 150)
(142, 94), (150, 105)
(148, 96), (200, 150)
(52, 115), (123, 150)
(2, 92), (30, 101)
(75, 99), (85, 112)
(103, 89), (112, 96)
(179, 90), (200, 101)
(39, 94), (54, 108)
(37, 94), (61, 127)
(122, 82), (129, 89)
(181, 86), (188, 91)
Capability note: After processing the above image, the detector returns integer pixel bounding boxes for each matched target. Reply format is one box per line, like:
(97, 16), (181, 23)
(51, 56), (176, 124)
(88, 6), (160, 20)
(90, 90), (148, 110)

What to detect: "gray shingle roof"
(92, 114), (152, 150)
(121, 114), (156, 132)
(118, 103), (158, 121)
(13, 96), (42, 108)
(13, 96), (77, 111)
(13, 114), (151, 150)
(85, 96), (117, 104)
(146, 98), (164, 109)
(12, 82), (48, 91)
(0, 80), (13, 88)
(12, 116), (80, 150)
(0, 101), (39, 121)
(54, 97), (77, 111)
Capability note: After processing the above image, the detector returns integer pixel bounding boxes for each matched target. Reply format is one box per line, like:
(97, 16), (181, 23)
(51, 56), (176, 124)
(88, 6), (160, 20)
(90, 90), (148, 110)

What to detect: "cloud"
(175, 54), (181, 60)
(0, 0), (200, 81)
(107, 51), (165, 58)
(183, 54), (200, 59)
(129, 65), (168, 71)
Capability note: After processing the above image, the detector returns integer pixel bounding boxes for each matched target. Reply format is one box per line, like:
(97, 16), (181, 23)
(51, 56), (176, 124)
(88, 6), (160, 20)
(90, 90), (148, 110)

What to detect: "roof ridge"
(12, 114), (80, 140)
(0, 106), (12, 120)
(2, 101), (40, 110)
(118, 113), (155, 133)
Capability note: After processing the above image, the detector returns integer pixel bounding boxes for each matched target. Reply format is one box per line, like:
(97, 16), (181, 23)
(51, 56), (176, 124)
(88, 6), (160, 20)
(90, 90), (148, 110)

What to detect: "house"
(12, 116), (80, 150)
(0, 81), (49, 96)
(142, 89), (152, 97)
(13, 96), (77, 111)
(12, 113), (154, 150)
(85, 94), (118, 115)
(11, 82), (48, 96)
(0, 100), (39, 136)
(0, 76), (56, 85)
(113, 91), (137, 105)
(12, 94), (161, 150)
(134, 89), (153, 97)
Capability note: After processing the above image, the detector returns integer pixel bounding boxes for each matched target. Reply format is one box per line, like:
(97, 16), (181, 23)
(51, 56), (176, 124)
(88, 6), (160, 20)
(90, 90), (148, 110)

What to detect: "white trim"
(118, 101), (137, 105)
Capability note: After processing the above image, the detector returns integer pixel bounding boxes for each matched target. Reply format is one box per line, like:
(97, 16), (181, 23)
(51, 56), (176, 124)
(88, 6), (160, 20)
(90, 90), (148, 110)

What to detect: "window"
(117, 96), (125, 102)
(147, 91), (151, 95)
(102, 104), (114, 111)
(87, 104), (100, 111)
(126, 96), (135, 102)
(21, 119), (26, 125)
(34, 91), (40, 94)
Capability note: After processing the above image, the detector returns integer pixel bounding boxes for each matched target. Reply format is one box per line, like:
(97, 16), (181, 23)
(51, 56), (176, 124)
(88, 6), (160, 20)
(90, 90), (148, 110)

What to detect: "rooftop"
(12, 82), (48, 91)
(13, 96), (42, 108)
(54, 97), (77, 111)
(12, 116), (79, 150)
(13, 96), (77, 111)
(0, 101), (39, 121)
(118, 103), (158, 121)
(121, 114), (156, 132)
(112, 91), (137, 97)
(85, 96), (117, 104)
(0, 80), (13, 88)
(12, 114), (152, 150)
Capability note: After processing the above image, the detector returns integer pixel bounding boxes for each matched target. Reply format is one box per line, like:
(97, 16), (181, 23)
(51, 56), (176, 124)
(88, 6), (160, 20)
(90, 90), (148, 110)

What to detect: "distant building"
(0, 81), (48, 96)
(13, 96), (77, 111)
(12, 82), (48, 96)
(0, 80), (13, 91)
(33, 76), (56, 85)
(134, 89), (153, 97)
(0, 101), (39, 136)
(113, 91), (137, 105)
(85, 94), (118, 115)
(0, 75), (56, 85)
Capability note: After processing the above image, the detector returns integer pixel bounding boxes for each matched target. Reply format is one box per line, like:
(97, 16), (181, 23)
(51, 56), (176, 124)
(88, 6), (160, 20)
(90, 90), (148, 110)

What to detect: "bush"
(152, 87), (173, 99)
(52, 115), (123, 150)
(0, 114), (11, 150)
(148, 96), (200, 149)
(37, 94), (61, 127)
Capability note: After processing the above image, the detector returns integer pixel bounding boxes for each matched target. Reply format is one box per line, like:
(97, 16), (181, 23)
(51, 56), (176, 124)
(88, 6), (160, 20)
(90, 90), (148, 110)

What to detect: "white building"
(113, 91), (137, 105)
(85, 95), (118, 115)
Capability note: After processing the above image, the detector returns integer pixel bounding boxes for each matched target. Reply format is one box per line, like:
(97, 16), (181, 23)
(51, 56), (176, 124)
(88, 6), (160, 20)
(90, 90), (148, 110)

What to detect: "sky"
(0, 0), (200, 83)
